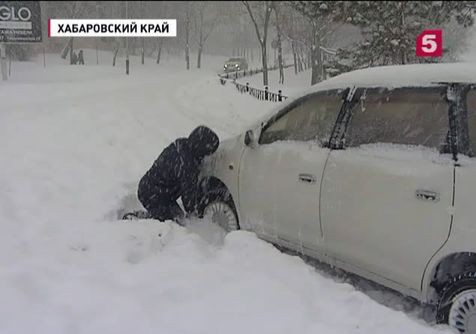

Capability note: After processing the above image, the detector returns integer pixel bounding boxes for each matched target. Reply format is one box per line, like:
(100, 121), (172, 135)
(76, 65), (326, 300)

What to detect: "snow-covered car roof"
(308, 63), (476, 93)
(252, 63), (476, 130)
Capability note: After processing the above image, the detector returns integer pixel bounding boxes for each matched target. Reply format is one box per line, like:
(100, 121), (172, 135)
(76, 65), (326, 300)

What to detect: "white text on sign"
(49, 19), (177, 37)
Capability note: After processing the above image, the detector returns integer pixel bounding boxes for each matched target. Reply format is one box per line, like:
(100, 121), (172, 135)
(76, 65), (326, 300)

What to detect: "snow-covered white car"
(198, 63), (476, 333)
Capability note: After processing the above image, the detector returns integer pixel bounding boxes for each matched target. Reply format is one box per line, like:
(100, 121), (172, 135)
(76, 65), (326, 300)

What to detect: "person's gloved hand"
(170, 206), (185, 226)
(173, 212), (199, 227)
(173, 216), (185, 226)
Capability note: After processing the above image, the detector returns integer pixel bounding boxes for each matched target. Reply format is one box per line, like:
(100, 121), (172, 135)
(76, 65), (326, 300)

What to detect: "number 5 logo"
(416, 30), (443, 57)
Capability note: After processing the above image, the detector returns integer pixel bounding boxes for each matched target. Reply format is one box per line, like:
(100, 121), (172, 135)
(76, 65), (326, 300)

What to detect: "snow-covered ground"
(0, 50), (452, 334)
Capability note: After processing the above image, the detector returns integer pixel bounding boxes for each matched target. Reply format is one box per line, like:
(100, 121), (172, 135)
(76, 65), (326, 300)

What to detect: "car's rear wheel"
(437, 272), (476, 333)
(203, 201), (239, 233)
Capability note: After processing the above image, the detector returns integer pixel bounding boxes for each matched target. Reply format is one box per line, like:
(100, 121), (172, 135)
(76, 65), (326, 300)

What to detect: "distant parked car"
(197, 63), (476, 334)
(223, 57), (248, 73)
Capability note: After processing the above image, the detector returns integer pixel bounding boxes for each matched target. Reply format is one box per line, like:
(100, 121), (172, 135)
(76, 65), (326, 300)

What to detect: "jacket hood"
(188, 126), (219, 158)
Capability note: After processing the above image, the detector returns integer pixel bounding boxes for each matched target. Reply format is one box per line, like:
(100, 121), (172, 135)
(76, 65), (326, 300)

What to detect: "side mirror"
(244, 130), (257, 148)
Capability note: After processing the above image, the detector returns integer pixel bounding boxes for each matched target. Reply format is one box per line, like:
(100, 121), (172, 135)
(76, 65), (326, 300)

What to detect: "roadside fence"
(219, 63), (293, 103)
(234, 82), (286, 102)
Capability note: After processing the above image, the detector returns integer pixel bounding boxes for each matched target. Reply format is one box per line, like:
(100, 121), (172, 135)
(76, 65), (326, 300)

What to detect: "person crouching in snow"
(135, 126), (219, 223)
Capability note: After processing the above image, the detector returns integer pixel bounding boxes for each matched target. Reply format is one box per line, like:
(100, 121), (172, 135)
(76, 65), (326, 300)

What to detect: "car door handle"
(415, 189), (440, 203)
(299, 173), (316, 184)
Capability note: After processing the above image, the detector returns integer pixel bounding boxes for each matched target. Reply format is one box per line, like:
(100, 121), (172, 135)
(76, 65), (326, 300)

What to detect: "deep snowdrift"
(0, 51), (451, 333)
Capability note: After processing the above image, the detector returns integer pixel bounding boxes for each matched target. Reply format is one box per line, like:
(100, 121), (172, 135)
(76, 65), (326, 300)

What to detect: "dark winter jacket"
(138, 126), (219, 214)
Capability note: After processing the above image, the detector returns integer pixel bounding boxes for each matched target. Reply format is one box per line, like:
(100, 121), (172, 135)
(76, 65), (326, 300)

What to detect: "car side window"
(345, 87), (449, 149)
(259, 90), (343, 145)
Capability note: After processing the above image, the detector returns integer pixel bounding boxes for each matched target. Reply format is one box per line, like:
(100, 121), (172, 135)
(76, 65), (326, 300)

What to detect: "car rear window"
(345, 87), (449, 150)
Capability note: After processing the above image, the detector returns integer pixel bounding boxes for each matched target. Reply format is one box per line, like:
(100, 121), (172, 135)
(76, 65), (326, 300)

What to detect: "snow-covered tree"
(279, 4), (311, 74)
(193, 2), (221, 69)
(292, 1), (342, 84)
(243, 1), (273, 86)
(271, 2), (285, 84)
(182, 2), (193, 70)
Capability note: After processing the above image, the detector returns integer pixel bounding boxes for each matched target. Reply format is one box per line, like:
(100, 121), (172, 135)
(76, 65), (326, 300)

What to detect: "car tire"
(436, 271), (476, 333)
(203, 200), (239, 233)
(197, 178), (240, 232)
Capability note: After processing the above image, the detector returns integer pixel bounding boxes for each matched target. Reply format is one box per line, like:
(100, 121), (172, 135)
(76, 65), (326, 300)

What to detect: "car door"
(238, 90), (344, 251)
(320, 87), (455, 291)
(452, 86), (476, 253)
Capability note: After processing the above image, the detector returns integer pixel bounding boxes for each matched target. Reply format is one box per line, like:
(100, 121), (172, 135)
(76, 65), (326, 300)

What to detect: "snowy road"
(0, 52), (451, 334)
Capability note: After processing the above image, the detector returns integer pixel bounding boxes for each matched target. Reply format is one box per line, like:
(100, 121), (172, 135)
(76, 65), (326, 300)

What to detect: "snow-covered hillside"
(0, 51), (451, 334)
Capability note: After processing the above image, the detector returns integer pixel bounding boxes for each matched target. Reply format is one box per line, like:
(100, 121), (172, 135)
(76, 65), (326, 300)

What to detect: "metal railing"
(234, 81), (287, 102)
(218, 64), (292, 103)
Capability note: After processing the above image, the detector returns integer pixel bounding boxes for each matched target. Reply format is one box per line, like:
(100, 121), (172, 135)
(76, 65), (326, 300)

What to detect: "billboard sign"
(0, 1), (42, 42)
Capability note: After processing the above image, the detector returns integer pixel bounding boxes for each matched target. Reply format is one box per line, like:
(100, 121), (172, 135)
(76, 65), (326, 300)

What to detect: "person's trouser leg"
(137, 180), (185, 223)
(148, 200), (185, 222)
(139, 191), (185, 222)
